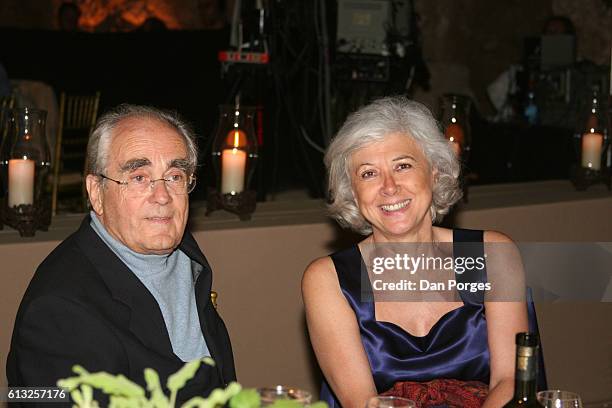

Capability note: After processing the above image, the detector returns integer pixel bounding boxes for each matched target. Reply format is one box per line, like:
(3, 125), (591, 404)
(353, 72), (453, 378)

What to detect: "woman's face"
(350, 133), (435, 241)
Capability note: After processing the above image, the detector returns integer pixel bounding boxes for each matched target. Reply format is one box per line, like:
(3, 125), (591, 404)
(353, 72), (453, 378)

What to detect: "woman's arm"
(302, 256), (378, 408)
(482, 231), (529, 408)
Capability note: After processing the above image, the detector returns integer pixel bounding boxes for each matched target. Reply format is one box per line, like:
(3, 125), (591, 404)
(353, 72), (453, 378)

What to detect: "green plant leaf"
(180, 382), (242, 408)
(71, 388), (84, 406)
(83, 372), (145, 397)
(267, 400), (303, 408)
(109, 394), (143, 408)
(229, 388), (260, 408)
(144, 368), (169, 408)
(177, 396), (208, 408)
(167, 360), (201, 394)
(202, 357), (216, 367)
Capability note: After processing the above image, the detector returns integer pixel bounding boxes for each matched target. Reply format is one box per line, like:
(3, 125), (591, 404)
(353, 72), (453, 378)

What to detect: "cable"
(300, 126), (326, 154)
(319, 0), (333, 146)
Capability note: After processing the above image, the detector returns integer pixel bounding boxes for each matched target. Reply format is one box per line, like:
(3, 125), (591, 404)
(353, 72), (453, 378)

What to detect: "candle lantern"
(206, 104), (258, 220)
(0, 107), (52, 236)
(439, 94), (472, 201)
(0, 106), (12, 231)
(570, 87), (611, 190)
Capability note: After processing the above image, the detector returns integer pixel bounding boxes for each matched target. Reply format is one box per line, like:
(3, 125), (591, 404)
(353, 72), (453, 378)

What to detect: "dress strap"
(330, 246), (362, 293)
(453, 229), (487, 305)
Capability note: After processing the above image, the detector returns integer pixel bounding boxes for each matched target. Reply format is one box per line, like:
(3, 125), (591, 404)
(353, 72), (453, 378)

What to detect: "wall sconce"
(570, 86), (611, 190)
(206, 104), (258, 220)
(439, 94), (472, 201)
(0, 107), (52, 236)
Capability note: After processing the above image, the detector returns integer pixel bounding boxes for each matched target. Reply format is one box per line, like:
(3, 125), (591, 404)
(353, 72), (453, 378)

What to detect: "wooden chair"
(51, 91), (100, 215)
(0, 93), (15, 110)
(0, 94), (15, 145)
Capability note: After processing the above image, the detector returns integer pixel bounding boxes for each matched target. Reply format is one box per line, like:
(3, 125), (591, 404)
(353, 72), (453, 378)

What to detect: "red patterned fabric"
(381, 379), (489, 408)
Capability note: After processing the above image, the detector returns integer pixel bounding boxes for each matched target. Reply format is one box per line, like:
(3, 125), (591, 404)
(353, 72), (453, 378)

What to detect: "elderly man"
(7, 105), (235, 402)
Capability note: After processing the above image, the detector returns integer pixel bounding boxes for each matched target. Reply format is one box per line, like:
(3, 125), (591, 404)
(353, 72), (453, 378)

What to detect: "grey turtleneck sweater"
(90, 212), (210, 362)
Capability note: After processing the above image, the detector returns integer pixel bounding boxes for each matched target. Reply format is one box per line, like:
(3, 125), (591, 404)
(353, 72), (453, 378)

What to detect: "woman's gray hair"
(325, 96), (462, 235)
(86, 104), (198, 176)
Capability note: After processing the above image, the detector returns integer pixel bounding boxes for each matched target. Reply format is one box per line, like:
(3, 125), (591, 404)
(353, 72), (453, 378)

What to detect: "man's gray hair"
(86, 104), (198, 176)
(325, 96), (462, 235)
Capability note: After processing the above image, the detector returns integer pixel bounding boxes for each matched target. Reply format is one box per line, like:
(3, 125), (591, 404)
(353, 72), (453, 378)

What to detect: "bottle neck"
(513, 345), (539, 402)
(513, 378), (538, 402)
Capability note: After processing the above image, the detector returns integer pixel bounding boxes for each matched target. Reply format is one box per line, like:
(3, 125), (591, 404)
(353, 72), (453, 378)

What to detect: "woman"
(302, 97), (528, 408)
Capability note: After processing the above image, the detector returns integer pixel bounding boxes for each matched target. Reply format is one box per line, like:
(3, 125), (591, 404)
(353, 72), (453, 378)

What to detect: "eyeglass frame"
(97, 172), (197, 195)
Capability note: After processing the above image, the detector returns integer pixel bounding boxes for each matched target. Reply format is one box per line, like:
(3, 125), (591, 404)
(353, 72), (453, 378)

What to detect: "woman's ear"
(85, 174), (103, 215)
(431, 167), (439, 184)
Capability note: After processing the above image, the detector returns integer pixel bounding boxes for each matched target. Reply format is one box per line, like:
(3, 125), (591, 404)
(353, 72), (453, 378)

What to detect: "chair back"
(52, 91), (101, 215)
(0, 94), (15, 110)
(1, 94), (15, 137)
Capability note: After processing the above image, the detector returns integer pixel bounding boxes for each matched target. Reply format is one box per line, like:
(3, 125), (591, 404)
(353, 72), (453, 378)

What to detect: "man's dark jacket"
(7, 216), (236, 405)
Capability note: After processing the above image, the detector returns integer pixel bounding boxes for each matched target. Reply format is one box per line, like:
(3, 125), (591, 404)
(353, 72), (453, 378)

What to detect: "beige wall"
(1, 182), (611, 405)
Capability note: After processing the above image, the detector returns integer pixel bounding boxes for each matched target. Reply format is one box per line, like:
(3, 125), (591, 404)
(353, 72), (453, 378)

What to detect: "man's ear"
(86, 174), (103, 215)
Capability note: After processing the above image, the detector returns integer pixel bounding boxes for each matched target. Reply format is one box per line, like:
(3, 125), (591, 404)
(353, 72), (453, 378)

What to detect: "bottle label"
(516, 346), (537, 381)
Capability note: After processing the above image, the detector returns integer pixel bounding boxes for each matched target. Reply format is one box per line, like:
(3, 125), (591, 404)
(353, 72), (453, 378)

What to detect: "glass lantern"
(206, 104), (258, 220)
(570, 86), (611, 190)
(439, 94), (472, 201)
(0, 106), (12, 230)
(439, 94), (472, 160)
(0, 107), (52, 236)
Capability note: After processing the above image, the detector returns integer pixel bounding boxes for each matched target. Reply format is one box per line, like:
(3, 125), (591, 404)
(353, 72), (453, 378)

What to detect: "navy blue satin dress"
(320, 229), (491, 407)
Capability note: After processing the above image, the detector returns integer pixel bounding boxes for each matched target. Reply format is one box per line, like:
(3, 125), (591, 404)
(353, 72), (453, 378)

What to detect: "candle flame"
(226, 128), (247, 148)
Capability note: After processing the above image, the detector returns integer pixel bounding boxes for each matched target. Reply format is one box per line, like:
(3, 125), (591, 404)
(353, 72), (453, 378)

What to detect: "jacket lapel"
(75, 216), (227, 382)
(75, 216), (174, 357)
(179, 231), (226, 383)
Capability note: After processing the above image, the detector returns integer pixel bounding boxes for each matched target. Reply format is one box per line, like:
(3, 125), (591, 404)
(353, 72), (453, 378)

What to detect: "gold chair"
(0, 94), (15, 110)
(0, 94), (15, 144)
(51, 91), (100, 215)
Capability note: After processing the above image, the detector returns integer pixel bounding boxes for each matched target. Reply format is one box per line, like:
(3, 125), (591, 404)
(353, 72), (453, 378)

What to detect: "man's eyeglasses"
(98, 172), (196, 196)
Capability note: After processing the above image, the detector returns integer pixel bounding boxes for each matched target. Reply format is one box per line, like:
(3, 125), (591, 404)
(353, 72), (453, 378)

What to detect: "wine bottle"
(503, 332), (543, 407)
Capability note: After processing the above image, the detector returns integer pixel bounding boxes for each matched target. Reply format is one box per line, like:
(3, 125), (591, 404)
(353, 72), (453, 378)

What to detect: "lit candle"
(445, 123), (464, 156)
(449, 139), (461, 156)
(221, 148), (247, 194)
(445, 123), (464, 145)
(581, 133), (603, 170)
(8, 158), (35, 207)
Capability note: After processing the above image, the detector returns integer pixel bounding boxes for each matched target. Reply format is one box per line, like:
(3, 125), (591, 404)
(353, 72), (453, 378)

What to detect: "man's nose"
(149, 179), (172, 204)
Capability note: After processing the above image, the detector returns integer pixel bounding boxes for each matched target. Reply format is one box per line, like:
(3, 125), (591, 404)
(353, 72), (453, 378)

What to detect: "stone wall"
(553, 0), (612, 65)
(0, 0), (228, 30)
(414, 0), (612, 112)
(415, 0), (554, 113)
(0, 0), (610, 112)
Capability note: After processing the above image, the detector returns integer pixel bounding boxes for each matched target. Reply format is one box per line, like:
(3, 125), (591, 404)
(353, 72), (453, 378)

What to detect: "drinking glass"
(537, 390), (583, 408)
(366, 396), (416, 408)
(257, 386), (312, 406)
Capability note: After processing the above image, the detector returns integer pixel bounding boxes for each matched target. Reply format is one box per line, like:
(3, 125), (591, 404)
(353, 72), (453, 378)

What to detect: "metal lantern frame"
(439, 93), (472, 202)
(206, 104), (259, 220)
(0, 107), (52, 236)
(570, 88), (611, 191)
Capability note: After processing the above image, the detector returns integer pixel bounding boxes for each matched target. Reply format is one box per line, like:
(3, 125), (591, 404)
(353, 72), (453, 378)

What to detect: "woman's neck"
(370, 225), (437, 244)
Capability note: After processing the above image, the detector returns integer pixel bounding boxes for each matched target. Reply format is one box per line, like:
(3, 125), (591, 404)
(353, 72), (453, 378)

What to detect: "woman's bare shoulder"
(483, 230), (515, 244)
(302, 256), (338, 293)
(434, 226), (515, 244)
